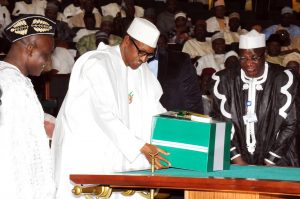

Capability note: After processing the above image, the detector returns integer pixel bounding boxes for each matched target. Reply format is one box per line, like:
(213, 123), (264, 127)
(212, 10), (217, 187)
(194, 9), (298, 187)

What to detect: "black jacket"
(157, 49), (203, 114)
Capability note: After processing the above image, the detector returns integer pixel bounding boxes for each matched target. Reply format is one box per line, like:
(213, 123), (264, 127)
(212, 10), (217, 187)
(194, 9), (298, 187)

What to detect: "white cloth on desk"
(51, 44), (165, 199)
(0, 61), (55, 199)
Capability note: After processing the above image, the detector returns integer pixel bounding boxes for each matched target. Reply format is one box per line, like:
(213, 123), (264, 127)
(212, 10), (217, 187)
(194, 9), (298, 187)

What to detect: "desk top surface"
(70, 165), (300, 196)
(125, 165), (300, 182)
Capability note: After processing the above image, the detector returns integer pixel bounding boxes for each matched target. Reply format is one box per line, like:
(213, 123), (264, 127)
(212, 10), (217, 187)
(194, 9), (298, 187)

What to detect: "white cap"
(225, 50), (238, 61)
(239, 29), (265, 49)
(127, 17), (160, 48)
(174, 11), (187, 20)
(211, 32), (224, 42)
(214, 0), (225, 7)
(281, 6), (293, 15)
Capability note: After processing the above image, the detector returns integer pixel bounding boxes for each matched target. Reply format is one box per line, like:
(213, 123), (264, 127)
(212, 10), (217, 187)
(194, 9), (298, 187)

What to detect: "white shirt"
(0, 61), (55, 199)
(206, 16), (229, 33)
(182, 38), (213, 58)
(51, 47), (75, 74)
(196, 53), (225, 76)
(12, 0), (47, 16)
(51, 44), (165, 199)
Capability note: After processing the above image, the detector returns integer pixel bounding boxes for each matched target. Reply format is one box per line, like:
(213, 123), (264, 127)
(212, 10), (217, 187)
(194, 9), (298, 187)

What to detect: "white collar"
(241, 62), (269, 85)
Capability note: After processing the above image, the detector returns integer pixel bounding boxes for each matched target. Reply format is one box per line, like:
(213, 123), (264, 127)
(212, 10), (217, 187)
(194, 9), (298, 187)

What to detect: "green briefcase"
(151, 111), (232, 172)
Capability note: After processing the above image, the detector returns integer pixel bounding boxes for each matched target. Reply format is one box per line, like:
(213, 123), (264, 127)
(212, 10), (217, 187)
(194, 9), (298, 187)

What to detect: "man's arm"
(265, 70), (299, 166)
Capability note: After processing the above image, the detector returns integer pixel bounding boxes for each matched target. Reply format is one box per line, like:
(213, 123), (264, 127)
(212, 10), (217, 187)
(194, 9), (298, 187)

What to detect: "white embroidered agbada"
(51, 43), (166, 199)
(0, 61), (55, 199)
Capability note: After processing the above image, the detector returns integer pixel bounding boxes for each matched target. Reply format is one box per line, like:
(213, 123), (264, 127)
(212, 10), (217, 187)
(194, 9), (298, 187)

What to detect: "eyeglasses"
(239, 55), (262, 63)
(130, 37), (154, 59)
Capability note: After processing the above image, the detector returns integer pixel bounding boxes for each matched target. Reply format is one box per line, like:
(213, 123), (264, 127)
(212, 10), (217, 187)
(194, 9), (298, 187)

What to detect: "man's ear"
(25, 42), (34, 56)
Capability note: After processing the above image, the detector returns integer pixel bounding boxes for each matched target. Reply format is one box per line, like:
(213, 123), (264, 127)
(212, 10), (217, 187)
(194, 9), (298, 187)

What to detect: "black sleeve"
(181, 53), (204, 114)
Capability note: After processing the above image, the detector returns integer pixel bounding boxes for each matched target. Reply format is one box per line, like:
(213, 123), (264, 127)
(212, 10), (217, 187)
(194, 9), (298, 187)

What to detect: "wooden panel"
(185, 191), (287, 199)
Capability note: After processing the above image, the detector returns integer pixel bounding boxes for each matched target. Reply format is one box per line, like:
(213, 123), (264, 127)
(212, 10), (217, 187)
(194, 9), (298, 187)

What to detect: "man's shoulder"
(0, 65), (26, 90)
(215, 66), (240, 80)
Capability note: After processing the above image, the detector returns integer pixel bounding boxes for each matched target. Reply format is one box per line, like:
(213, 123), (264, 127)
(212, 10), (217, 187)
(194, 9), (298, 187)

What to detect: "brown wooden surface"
(70, 174), (300, 196)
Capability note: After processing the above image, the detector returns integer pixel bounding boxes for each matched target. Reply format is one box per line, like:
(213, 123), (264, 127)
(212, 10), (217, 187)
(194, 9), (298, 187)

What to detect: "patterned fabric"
(0, 61), (55, 199)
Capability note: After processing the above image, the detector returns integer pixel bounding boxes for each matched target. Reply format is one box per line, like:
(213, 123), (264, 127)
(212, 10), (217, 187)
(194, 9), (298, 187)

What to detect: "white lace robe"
(0, 61), (55, 199)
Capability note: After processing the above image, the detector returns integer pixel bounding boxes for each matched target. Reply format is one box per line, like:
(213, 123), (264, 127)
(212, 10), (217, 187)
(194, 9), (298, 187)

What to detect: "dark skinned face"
(24, 35), (54, 76)
(122, 35), (155, 70)
(239, 48), (265, 78)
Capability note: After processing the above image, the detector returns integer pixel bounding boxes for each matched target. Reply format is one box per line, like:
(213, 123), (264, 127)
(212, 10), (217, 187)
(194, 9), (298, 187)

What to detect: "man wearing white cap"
(263, 6), (300, 40)
(206, 0), (229, 33)
(211, 29), (299, 167)
(195, 31), (226, 76)
(51, 17), (170, 199)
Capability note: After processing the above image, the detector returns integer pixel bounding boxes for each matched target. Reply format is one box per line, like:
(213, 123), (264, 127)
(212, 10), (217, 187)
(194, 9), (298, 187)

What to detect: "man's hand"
(140, 143), (170, 170)
(232, 156), (248, 165)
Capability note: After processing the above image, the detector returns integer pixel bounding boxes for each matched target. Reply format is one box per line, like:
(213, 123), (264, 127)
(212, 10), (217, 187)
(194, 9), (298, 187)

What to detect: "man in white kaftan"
(0, 15), (56, 199)
(196, 32), (226, 76)
(51, 17), (169, 199)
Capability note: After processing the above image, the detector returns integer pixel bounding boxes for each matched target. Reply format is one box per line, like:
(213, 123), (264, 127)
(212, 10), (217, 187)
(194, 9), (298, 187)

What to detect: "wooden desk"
(70, 165), (300, 199)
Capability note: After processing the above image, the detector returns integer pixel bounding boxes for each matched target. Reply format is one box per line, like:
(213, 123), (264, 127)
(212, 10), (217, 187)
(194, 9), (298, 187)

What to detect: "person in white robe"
(223, 12), (247, 45)
(196, 32), (226, 76)
(12, 0), (47, 17)
(206, 0), (229, 33)
(0, 15), (56, 199)
(182, 19), (213, 60)
(101, 2), (144, 18)
(51, 17), (170, 199)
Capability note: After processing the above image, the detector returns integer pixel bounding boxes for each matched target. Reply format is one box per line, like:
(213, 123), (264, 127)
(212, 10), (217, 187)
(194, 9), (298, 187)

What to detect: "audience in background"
(168, 11), (191, 45)
(76, 15), (122, 55)
(68, 0), (101, 28)
(224, 12), (247, 45)
(182, 19), (213, 63)
(224, 50), (239, 68)
(196, 32), (226, 76)
(265, 34), (284, 65)
(206, 0), (229, 33)
(156, 0), (177, 37)
(263, 6), (300, 39)
(12, 0), (47, 17)
(0, 0), (11, 37)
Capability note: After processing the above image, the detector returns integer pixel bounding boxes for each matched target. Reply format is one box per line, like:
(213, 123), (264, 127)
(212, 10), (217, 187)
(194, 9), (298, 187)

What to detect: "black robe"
(210, 62), (299, 166)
